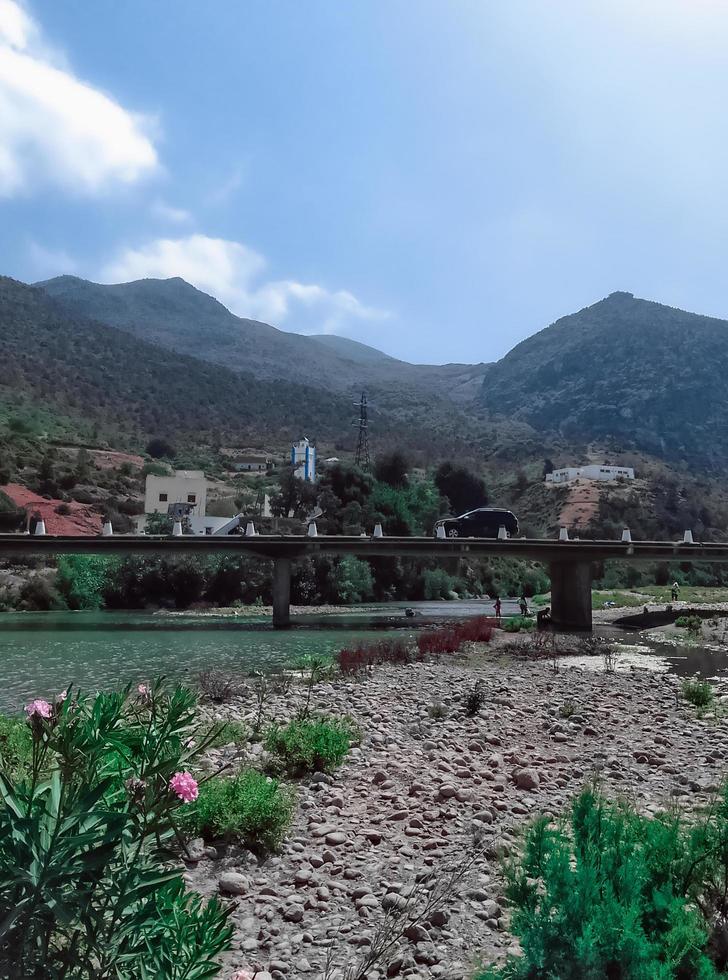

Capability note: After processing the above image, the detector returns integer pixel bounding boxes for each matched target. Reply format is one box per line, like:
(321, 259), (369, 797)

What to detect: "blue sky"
(2, 0), (728, 363)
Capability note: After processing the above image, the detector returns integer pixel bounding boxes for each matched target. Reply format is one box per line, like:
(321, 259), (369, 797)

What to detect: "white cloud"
(101, 233), (391, 334)
(27, 239), (78, 276)
(151, 200), (193, 224)
(0, 0), (158, 196)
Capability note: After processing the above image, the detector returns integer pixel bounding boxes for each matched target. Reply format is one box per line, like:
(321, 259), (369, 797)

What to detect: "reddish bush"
(337, 637), (412, 674)
(338, 618), (494, 674)
(417, 617), (494, 657)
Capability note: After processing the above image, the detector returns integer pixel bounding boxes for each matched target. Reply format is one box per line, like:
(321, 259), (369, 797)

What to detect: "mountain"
(0, 276), (488, 460)
(480, 291), (728, 469)
(36, 275), (489, 402)
(308, 333), (399, 365)
(0, 276), (359, 445)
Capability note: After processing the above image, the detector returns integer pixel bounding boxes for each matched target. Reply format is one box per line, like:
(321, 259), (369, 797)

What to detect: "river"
(0, 600), (725, 714)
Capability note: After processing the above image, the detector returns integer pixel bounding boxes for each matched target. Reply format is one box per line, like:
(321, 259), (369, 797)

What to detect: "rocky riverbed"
(188, 645), (728, 980)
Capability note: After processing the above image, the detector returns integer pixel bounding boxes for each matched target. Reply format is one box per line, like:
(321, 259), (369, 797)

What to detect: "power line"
(353, 391), (370, 471)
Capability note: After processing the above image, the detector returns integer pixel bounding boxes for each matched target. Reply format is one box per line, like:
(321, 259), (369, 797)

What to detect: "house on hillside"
(291, 438), (316, 482)
(221, 448), (275, 472)
(545, 464), (635, 485)
(232, 455), (273, 472)
(138, 470), (238, 535)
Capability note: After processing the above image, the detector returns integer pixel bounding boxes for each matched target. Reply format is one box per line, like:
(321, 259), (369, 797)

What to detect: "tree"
(434, 462), (487, 515)
(328, 556), (374, 604)
(374, 451), (410, 488)
(146, 437), (176, 459)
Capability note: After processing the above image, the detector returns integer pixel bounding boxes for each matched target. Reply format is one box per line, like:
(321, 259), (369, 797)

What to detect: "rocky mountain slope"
(480, 291), (728, 469)
(0, 276), (357, 446)
(37, 275), (489, 402)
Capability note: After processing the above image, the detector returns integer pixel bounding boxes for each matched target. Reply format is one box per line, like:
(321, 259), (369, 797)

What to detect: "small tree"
(329, 556), (374, 604)
(146, 437), (176, 459)
(374, 451), (410, 488)
(434, 462), (487, 514)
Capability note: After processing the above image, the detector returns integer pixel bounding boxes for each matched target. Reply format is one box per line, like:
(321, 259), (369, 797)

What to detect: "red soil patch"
(558, 479), (601, 530)
(1, 484), (103, 536)
(55, 447), (144, 471)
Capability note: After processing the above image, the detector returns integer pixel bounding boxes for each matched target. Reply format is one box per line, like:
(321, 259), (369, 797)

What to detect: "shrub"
(265, 716), (356, 775)
(196, 670), (245, 703)
(427, 701), (447, 720)
(682, 677), (714, 708)
(0, 682), (233, 977)
(477, 787), (722, 979)
(558, 700), (576, 719)
(423, 568), (457, 600)
(337, 637), (412, 674)
(417, 617), (495, 656)
(18, 576), (65, 611)
(502, 615), (535, 633)
(676, 614), (703, 633)
(465, 680), (486, 716)
(208, 720), (248, 747)
(180, 770), (292, 852)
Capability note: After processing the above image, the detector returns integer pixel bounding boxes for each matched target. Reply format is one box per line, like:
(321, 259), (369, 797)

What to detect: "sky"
(2, 0), (728, 363)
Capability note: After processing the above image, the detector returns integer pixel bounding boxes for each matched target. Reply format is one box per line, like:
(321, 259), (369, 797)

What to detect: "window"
(159, 493), (168, 502)
(187, 494), (196, 504)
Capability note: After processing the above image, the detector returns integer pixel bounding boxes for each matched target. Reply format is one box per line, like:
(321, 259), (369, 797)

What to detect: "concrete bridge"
(0, 532), (724, 630)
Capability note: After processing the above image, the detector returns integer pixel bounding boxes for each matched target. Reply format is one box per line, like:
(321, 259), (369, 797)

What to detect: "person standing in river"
(519, 594), (529, 617)
(494, 596), (502, 621)
(671, 581), (680, 602)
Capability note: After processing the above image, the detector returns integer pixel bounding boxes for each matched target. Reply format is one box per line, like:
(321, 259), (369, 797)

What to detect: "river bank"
(189, 643), (728, 979)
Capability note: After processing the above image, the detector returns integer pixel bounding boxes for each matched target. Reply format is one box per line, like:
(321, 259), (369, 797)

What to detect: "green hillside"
(0, 276), (355, 447)
(481, 291), (728, 470)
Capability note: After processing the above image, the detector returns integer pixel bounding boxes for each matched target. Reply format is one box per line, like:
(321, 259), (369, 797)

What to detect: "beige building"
(144, 470), (207, 517)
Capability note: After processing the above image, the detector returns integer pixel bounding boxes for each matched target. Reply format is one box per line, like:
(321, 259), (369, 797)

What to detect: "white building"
(291, 438), (316, 482)
(546, 464), (635, 485)
(138, 470), (236, 535)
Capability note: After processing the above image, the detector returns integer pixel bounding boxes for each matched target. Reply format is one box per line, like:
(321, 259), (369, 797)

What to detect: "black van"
(433, 507), (519, 539)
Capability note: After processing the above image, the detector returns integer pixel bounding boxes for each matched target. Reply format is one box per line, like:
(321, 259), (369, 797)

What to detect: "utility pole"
(353, 391), (370, 471)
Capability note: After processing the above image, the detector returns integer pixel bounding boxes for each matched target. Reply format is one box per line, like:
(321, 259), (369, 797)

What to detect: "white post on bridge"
(497, 525), (508, 540)
(436, 525), (446, 539)
(373, 523), (383, 538)
(683, 529), (694, 544)
(102, 521), (113, 536)
(558, 526), (569, 541)
(245, 522), (257, 537)
(34, 520), (46, 536)
(172, 521), (183, 537)
(308, 522), (318, 537)
(621, 528), (632, 542)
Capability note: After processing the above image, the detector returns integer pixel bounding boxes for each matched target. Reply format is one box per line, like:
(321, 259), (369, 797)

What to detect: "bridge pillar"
(549, 559), (592, 631)
(272, 558), (292, 629)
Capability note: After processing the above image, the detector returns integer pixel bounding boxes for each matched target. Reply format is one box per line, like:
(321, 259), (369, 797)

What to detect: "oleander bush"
(180, 769), (293, 852)
(477, 786), (728, 979)
(265, 716), (357, 775)
(0, 681), (233, 978)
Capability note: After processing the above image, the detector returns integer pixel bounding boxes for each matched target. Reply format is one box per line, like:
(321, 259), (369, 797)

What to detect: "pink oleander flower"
(25, 699), (52, 719)
(138, 684), (150, 696)
(169, 771), (199, 803)
(57, 689), (68, 703)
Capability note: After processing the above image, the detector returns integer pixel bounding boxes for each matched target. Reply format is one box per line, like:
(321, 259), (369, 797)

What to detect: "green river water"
(0, 602), (725, 714)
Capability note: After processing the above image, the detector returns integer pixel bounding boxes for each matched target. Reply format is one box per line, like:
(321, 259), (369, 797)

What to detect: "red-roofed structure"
(1, 484), (103, 536)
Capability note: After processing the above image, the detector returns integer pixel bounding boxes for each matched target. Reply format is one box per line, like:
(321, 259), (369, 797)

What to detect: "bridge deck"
(0, 534), (726, 562)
